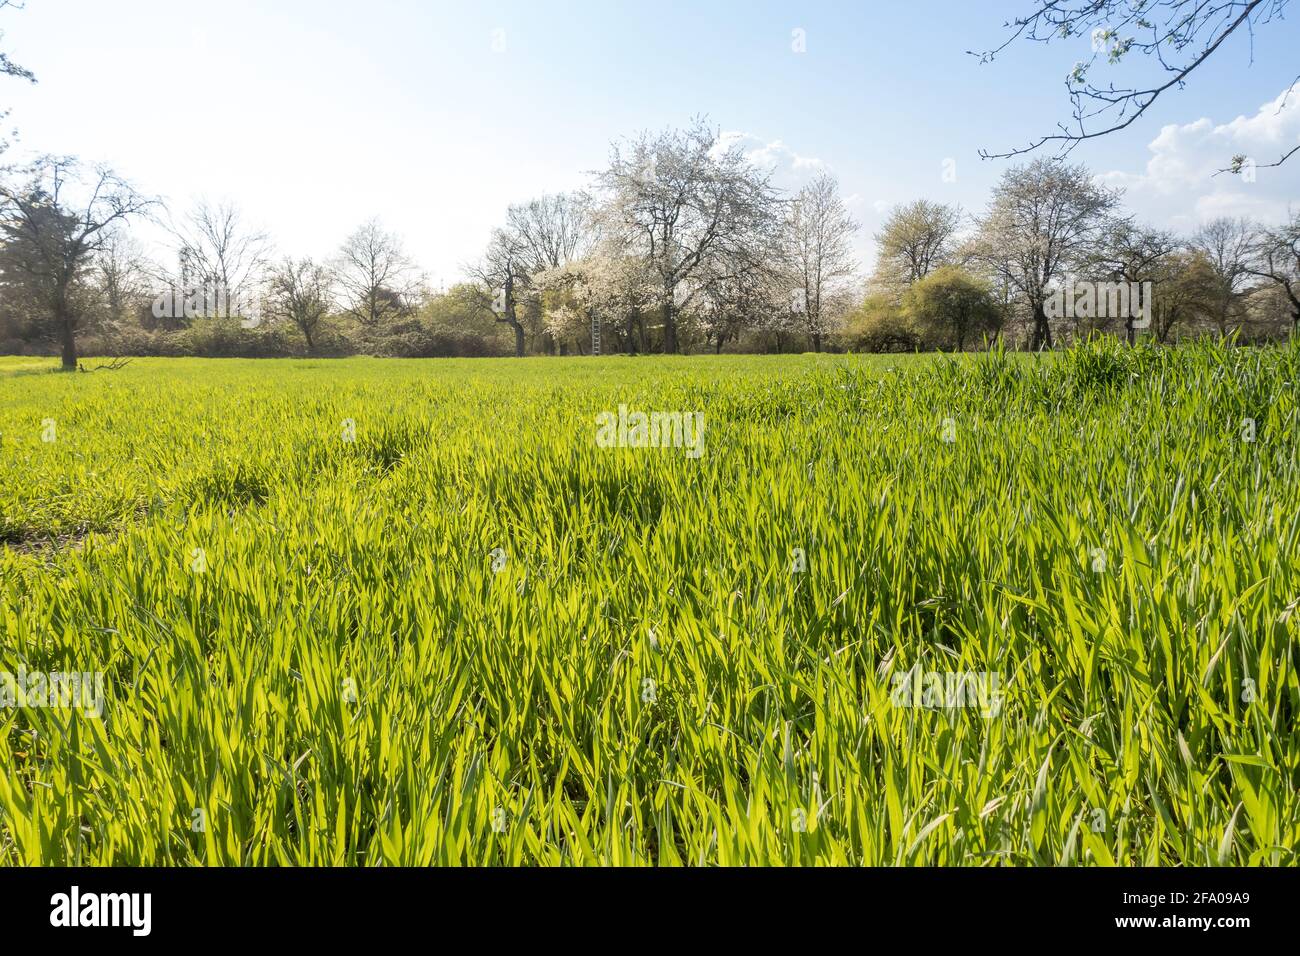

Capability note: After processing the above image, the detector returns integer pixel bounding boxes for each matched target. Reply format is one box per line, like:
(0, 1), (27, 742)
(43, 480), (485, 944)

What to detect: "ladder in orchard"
(591, 314), (600, 356)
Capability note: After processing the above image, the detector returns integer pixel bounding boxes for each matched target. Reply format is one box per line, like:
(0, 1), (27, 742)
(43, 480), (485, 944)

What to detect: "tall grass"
(0, 342), (1296, 865)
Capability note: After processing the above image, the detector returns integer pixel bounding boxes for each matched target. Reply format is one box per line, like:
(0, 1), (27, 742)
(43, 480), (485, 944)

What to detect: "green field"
(1, 342), (1297, 865)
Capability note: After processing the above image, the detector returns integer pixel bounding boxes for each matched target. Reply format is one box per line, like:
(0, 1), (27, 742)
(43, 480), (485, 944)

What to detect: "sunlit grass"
(0, 341), (1296, 865)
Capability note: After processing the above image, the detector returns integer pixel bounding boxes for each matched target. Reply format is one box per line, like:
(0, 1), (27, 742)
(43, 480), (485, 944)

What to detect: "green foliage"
(415, 283), (514, 357)
(0, 343), (1297, 865)
(902, 266), (1003, 351)
(842, 294), (921, 352)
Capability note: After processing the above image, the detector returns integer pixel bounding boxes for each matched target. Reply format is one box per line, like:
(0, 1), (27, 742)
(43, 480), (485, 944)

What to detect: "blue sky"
(3, 0), (1297, 284)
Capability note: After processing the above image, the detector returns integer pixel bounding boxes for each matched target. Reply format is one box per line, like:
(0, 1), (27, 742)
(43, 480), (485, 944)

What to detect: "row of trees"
(0, 157), (440, 366)
(854, 163), (1299, 351)
(0, 117), (864, 364)
(1, 126), (1297, 366)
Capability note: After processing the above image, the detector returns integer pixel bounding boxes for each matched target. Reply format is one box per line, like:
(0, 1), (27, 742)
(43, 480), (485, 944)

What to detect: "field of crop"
(0, 341), (1297, 865)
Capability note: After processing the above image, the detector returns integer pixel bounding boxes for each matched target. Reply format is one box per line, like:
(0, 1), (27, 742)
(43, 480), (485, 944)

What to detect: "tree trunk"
(1155, 311), (1171, 344)
(58, 308), (78, 370)
(1030, 303), (1053, 350)
(502, 270), (525, 358)
(662, 297), (677, 354)
(812, 331), (822, 353)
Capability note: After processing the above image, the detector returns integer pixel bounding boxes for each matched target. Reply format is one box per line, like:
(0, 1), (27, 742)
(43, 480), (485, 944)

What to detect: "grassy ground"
(0, 341), (1297, 864)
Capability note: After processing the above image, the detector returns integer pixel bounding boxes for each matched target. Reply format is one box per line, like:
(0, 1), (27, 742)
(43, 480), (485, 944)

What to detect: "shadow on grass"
(0, 359), (71, 378)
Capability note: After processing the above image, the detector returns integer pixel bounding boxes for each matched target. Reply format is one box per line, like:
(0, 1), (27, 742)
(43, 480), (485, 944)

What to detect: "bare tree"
(171, 198), (270, 302)
(596, 117), (781, 353)
(267, 257), (333, 350)
(975, 1), (1297, 172)
(93, 227), (152, 331)
(1192, 217), (1255, 336)
(0, 156), (155, 368)
(1246, 212), (1300, 333)
(785, 172), (859, 352)
(502, 192), (596, 274)
(333, 218), (421, 328)
(969, 158), (1122, 350)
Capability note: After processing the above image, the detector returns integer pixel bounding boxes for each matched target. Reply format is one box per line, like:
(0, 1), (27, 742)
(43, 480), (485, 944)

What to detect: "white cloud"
(1100, 85), (1300, 231)
(715, 131), (826, 182)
